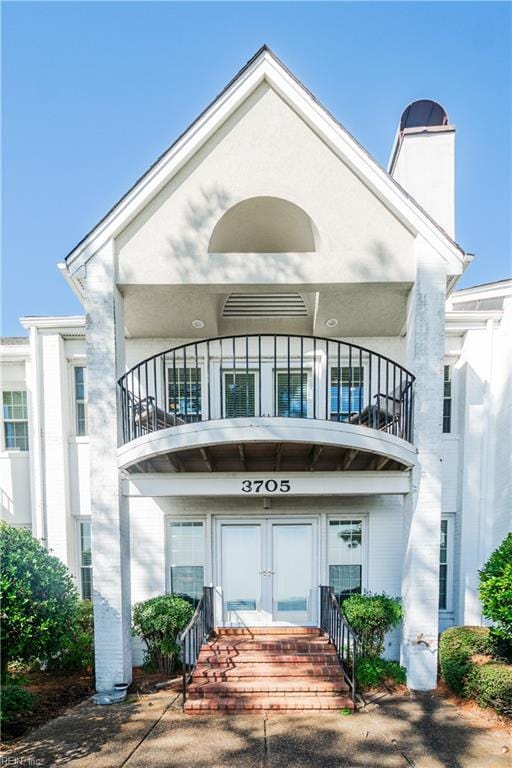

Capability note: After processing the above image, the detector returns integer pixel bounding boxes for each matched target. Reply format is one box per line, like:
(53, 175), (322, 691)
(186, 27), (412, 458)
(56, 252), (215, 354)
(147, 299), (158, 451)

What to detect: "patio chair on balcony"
(348, 387), (408, 436)
(131, 395), (186, 434)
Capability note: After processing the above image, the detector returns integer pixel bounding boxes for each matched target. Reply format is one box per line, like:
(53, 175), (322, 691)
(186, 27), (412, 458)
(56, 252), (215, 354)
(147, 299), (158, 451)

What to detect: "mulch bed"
(1, 667), (181, 745)
(1, 670), (94, 743)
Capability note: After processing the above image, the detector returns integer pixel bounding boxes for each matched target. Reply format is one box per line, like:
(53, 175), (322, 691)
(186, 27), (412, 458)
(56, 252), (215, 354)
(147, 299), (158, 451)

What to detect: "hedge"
(439, 626), (490, 695)
(464, 662), (512, 717)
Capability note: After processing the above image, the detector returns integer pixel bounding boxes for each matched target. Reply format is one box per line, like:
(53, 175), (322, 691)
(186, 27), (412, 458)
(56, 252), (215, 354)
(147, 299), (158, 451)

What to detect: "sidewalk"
(1, 690), (510, 768)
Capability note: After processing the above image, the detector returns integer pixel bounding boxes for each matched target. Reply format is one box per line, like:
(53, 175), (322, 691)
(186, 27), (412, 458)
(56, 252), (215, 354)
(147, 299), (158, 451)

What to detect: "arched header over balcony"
(118, 335), (415, 474)
(208, 196), (318, 253)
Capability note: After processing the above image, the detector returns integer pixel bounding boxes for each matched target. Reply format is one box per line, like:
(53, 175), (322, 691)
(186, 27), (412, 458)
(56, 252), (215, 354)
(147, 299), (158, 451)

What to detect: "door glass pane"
(276, 372), (308, 417)
(224, 372), (256, 417)
(222, 526), (260, 612)
(273, 525), (312, 614)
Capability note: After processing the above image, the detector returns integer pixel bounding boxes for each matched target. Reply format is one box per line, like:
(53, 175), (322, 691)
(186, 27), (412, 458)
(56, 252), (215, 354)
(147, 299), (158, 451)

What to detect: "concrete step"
(184, 695), (354, 713)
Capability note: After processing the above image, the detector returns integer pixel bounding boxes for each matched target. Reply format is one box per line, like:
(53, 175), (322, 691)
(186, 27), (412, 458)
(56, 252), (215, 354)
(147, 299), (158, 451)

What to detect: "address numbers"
(241, 479), (291, 494)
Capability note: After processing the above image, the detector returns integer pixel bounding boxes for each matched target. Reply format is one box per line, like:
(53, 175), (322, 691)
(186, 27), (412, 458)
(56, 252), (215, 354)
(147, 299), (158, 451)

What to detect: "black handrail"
(319, 585), (358, 704)
(118, 334), (415, 446)
(179, 586), (214, 704)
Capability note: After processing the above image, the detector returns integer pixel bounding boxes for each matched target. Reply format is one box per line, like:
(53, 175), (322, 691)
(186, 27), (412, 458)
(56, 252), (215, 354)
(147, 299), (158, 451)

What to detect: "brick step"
(188, 678), (349, 698)
(193, 663), (341, 680)
(184, 695), (354, 713)
(215, 627), (322, 636)
(197, 652), (337, 665)
(205, 639), (330, 652)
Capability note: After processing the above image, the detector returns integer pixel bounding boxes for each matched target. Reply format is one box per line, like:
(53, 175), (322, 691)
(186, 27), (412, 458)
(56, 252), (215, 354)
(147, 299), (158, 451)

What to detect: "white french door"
(217, 519), (317, 627)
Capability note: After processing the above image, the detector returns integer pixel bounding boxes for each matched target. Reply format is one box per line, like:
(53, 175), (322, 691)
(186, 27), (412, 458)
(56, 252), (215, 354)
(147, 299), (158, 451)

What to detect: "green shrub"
(464, 661), (512, 717)
(0, 523), (81, 681)
(355, 657), (406, 688)
(0, 684), (36, 725)
(342, 593), (403, 657)
(48, 600), (94, 673)
(439, 626), (490, 695)
(132, 594), (194, 674)
(479, 534), (512, 658)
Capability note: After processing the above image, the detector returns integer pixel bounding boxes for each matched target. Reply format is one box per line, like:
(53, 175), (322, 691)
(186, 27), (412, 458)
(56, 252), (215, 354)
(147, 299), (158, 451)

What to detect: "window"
(74, 367), (87, 436)
(330, 367), (364, 421)
(443, 365), (452, 433)
(224, 372), (256, 417)
(168, 367), (201, 420)
(328, 519), (363, 602)
(276, 371), (308, 417)
(3, 391), (29, 451)
(169, 521), (205, 604)
(439, 519), (448, 610)
(79, 520), (93, 600)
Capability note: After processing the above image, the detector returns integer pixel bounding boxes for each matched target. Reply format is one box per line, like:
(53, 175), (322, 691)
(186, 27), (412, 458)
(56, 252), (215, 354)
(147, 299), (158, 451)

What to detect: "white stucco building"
(1, 48), (510, 698)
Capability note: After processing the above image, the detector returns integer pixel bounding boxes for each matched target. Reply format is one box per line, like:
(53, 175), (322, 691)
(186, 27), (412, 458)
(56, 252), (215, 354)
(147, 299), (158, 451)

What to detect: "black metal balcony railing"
(118, 334), (415, 446)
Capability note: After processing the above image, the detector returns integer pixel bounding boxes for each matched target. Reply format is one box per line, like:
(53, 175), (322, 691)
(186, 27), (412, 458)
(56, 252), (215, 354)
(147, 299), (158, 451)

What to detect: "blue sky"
(2, 1), (510, 335)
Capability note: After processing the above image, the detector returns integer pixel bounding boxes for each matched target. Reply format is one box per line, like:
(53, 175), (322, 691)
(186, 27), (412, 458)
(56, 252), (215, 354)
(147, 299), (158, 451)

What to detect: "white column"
(402, 235), (446, 690)
(86, 244), (132, 691)
(41, 333), (72, 564)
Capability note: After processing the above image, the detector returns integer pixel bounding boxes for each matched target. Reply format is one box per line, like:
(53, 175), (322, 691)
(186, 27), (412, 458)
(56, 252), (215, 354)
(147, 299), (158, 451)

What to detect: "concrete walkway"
(1, 690), (510, 768)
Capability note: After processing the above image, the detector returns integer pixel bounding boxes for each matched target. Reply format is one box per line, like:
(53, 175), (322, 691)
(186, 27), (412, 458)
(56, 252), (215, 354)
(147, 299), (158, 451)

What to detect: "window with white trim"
(276, 370), (308, 417)
(330, 366), (364, 421)
(167, 367), (202, 420)
(2, 391), (29, 451)
(224, 371), (256, 418)
(328, 519), (363, 601)
(169, 521), (205, 604)
(74, 366), (88, 436)
(439, 519), (449, 610)
(443, 365), (452, 434)
(79, 520), (93, 600)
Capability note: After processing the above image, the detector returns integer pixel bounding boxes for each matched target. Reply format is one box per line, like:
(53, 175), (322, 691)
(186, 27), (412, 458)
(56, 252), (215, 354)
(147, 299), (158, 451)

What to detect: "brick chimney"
(389, 100), (455, 239)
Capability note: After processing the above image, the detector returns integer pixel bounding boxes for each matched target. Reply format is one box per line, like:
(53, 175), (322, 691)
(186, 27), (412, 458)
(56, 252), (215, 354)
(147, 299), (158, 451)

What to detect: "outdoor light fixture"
(192, 319), (205, 329)
(326, 318), (338, 328)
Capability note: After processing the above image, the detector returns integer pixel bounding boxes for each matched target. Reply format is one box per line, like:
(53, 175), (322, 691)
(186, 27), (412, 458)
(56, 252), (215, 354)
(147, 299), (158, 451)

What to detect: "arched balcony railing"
(118, 335), (415, 446)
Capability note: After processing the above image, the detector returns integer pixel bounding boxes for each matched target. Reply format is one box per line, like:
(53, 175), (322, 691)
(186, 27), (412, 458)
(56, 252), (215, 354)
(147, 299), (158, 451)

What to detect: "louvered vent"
(223, 293), (307, 318)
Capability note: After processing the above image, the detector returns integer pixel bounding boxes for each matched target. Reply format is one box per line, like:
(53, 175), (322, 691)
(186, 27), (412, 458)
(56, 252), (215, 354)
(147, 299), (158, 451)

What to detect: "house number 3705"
(241, 480), (291, 493)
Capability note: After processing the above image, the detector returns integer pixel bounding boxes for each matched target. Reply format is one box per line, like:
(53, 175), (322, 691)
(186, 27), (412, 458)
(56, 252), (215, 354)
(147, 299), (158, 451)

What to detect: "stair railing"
(179, 586), (214, 704)
(319, 585), (358, 704)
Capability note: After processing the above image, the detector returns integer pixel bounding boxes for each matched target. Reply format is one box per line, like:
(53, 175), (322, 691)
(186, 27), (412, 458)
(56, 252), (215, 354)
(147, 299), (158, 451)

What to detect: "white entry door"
(217, 519), (317, 627)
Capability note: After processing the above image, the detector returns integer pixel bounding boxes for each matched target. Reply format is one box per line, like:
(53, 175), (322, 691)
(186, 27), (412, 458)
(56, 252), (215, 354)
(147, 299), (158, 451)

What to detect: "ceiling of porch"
(126, 441), (409, 474)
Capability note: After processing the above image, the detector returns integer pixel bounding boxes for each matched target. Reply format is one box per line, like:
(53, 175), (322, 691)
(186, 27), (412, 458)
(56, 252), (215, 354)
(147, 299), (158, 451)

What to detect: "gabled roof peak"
(64, 46), (465, 275)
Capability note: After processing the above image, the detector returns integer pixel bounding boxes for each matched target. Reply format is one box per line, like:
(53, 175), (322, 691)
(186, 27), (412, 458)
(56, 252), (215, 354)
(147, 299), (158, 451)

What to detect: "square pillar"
(402, 235), (446, 690)
(86, 244), (132, 691)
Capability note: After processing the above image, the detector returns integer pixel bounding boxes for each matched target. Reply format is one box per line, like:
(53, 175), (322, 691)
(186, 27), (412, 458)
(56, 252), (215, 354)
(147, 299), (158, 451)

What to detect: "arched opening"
(208, 196), (317, 253)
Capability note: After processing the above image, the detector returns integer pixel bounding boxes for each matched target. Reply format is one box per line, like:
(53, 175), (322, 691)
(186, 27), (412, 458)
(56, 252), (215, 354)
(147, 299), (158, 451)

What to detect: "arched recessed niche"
(208, 196), (318, 253)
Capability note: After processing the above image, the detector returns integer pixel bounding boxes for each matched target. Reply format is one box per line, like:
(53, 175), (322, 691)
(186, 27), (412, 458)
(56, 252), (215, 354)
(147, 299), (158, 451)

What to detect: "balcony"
(117, 335), (415, 473)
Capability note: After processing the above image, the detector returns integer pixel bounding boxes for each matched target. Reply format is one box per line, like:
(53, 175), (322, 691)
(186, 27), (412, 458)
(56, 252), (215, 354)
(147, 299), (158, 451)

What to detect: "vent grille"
(223, 293), (307, 318)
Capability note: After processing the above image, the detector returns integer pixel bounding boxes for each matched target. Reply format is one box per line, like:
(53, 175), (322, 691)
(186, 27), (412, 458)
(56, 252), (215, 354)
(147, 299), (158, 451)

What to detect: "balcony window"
(224, 371), (256, 418)
(74, 366), (88, 436)
(328, 519), (363, 602)
(79, 520), (93, 600)
(3, 391), (29, 451)
(276, 371), (308, 418)
(443, 365), (452, 433)
(330, 367), (364, 421)
(169, 521), (205, 604)
(168, 367), (202, 420)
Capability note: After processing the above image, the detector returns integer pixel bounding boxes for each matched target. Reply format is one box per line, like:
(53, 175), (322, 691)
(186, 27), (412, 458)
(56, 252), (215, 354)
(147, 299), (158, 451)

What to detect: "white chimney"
(389, 100), (455, 239)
